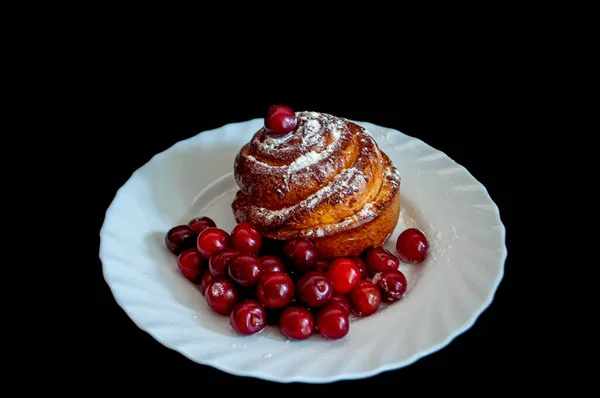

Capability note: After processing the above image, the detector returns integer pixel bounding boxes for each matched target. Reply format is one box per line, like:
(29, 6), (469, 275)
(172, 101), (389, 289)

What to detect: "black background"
(93, 73), (519, 387)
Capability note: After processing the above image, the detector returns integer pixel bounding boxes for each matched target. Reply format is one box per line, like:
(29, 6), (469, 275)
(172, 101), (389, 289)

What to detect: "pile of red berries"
(165, 217), (428, 341)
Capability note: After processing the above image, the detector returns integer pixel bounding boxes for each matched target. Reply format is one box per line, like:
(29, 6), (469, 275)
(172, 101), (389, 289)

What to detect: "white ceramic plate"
(100, 117), (506, 383)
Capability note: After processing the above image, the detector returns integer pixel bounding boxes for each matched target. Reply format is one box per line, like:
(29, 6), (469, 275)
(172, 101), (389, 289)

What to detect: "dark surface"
(94, 84), (518, 387)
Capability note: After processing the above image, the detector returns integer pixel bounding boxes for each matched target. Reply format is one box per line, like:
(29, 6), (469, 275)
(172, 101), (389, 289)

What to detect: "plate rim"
(99, 117), (507, 383)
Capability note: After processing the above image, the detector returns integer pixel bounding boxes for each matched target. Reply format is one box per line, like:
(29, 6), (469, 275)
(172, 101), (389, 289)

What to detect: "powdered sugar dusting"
(299, 116), (324, 148)
(257, 132), (295, 151)
(301, 162), (400, 239)
(303, 111), (320, 118)
(305, 119), (321, 134)
(246, 166), (363, 226)
(305, 200), (378, 238)
(288, 149), (326, 171)
(254, 114), (321, 153)
(386, 167), (401, 188)
(399, 207), (418, 228)
(233, 110), (401, 236)
(248, 112), (342, 172)
(244, 154), (270, 167)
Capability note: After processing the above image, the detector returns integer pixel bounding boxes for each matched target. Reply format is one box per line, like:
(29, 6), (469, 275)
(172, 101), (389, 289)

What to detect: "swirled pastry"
(232, 111), (401, 259)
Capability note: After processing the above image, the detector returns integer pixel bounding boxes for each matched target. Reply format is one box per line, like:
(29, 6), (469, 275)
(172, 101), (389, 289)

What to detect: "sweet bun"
(231, 111), (400, 259)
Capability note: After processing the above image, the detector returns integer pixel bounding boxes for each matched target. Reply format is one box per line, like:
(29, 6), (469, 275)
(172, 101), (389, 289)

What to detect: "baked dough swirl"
(232, 111), (401, 258)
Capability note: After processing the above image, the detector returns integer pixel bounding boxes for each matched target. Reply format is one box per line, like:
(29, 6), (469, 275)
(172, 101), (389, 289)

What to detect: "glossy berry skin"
(350, 256), (368, 279)
(228, 254), (263, 287)
(279, 306), (315, 340)
(260, 255), (286, 274)
(264, 104), (297, 137)
(317, 304), (350, 340)
(396, 228), (429, 264)
(296, 271), (332, 308)
(188, 216), (216, 234)
(197, 228), (230, 259)
(205, 278), (239, 316)
(208, 248), (238, 277)
(257, 272), (295, 310)
(165, 225), (197, 255)
(348, 280), (381, 317)
(315, 259), (330, 273)
(326, 257), (361, 294)
(199, 272), (215, 294)
(329, 294), (351, 316)
(365, 246), (400, 276)
(373, 270), (408, 303)
(283, 238), (317, 271)
(177, 248), (205, 283)
(229, 299), (267, 335)
(231, 222), (263, 254)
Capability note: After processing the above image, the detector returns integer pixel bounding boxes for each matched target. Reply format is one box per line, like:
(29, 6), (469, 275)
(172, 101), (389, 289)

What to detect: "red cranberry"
(296, 271), (332, 308)
(348, 280), (381, 317)
(177, 248), (205, 283)
(264, 104), (297, 137)
(396, 228), (429, 264)
(205, 278), (239, 316)
(199, 272), (214, 294)
(317, 304), (350, 340)
(350, 256), (368, 279)
(229, 299), (267, 335)
(315, 259), (330, 273)
(257, 272), (295, 310)
(279, 306), (315, 340)
(365, 246), (399, 276)
(329, 294), (351, 316)
(260, 255), (286, 274)
(197, 228), (230, 259)
(188, 216), (216, 234)
(231, 222), (263, 254)
(326, 257), (361, 294)
(373, 270), (408, 303)
(165, 225), (197, 255)
(283, 238), (317, 271)
(208, 248), (238, 277)
(228, 254), (263, 287)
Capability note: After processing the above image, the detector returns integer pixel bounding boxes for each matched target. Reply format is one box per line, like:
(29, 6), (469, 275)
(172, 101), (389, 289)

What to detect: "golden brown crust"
(311, 180), (400, 259)
(233, 113), (359, 209)
(231, 111), (401, 258)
